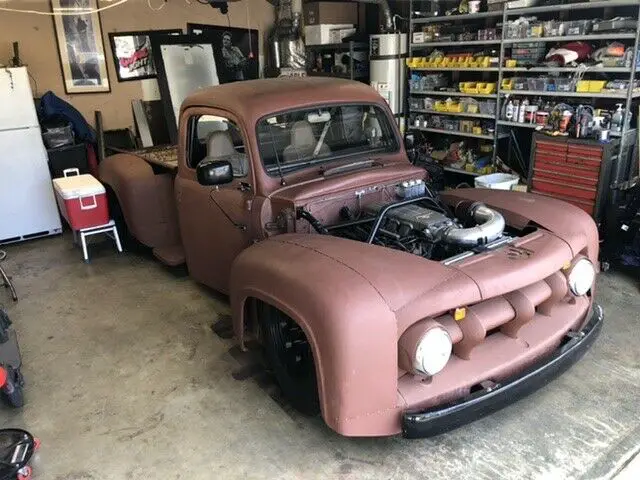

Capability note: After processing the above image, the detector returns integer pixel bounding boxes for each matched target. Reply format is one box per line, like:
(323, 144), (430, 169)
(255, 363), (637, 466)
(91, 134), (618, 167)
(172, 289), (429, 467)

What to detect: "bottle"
(612, 103), (624, 133)
(513, 99), (521, 123)
(505, 99), (514, 120)
(519, 99), (528, 123)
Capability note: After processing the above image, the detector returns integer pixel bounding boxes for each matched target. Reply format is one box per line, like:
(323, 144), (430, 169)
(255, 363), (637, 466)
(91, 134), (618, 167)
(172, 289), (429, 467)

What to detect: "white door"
(0, 67), (39, 131)
(0, 128), (61, 243)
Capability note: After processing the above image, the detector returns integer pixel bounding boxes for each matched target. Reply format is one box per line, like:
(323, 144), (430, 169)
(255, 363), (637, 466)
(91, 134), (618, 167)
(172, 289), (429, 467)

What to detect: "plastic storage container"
(562, 20), (592, 36)
(53, 170), (109, 230)
(475, 173), (520, 190)
(554, 77), (575, 92)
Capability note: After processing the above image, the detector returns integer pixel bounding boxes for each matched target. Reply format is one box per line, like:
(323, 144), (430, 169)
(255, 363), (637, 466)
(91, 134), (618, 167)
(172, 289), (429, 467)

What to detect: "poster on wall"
(187, 24), (259, 84)
(51, 0), (110, 94)
(108, 30), (182, 82)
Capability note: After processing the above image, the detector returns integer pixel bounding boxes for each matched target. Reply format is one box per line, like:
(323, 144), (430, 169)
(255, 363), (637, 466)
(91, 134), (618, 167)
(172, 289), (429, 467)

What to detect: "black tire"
(2, 367), (24, 408)
(104, 185), (144, 253)
(261, 304), (320, 415)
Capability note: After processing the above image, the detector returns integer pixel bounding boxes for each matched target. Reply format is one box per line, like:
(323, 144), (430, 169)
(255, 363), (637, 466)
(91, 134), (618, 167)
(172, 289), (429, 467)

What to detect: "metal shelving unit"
(412, 109), (494, 120)
(410, 90), (497, 98)
(499, 91), (638, 99)
(412, 67), (500, 72)
(411, 127), (496, 140)
(411, 39), (501, 48)
(497, 120), (539, 129)
(444, 166), (482, 176)
(502, 33), (636, 44)
(408, 0), (640, 177)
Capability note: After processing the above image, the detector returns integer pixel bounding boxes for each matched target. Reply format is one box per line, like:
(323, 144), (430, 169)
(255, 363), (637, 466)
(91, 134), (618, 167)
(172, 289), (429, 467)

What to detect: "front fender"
(229, 234), (482, 436)
(230, 235), (398, 436)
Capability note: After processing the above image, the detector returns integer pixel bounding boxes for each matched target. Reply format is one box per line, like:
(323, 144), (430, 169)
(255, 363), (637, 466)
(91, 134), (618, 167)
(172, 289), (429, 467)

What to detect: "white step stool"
(72, 220), (123, 262)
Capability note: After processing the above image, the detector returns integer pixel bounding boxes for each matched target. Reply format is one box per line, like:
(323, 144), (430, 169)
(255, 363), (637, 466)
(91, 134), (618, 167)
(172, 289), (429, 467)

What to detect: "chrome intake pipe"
(444, 203), (506, 247)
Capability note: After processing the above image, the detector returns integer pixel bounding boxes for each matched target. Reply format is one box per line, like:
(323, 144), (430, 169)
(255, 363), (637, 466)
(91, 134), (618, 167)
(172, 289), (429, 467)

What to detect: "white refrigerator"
(0, 67), (62, 244)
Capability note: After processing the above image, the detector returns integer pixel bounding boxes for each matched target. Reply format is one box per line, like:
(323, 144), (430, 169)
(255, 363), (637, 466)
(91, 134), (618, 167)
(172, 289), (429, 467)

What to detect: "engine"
(320, 180), (509, 262)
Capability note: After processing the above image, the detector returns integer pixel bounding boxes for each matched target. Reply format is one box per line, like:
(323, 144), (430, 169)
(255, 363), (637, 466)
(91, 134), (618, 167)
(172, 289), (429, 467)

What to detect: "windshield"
(256, 104), (399, 175)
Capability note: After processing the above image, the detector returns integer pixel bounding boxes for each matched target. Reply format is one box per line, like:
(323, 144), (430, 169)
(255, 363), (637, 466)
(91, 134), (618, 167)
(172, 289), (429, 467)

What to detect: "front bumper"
(402, 304), (603, 439)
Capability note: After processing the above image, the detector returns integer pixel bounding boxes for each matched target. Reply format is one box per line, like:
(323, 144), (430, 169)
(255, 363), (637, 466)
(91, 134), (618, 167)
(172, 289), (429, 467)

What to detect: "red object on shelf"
(52, 170), (109, 230)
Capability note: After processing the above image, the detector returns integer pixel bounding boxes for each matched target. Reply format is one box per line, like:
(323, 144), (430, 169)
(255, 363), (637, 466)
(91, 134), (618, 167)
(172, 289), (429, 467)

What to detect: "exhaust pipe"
(444, 203), (506, 247)
(347, 0), (394, 33)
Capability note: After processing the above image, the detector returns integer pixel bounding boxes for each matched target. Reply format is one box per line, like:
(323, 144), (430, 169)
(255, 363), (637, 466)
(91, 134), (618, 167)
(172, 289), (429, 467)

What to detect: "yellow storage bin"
(501, 78), (514, 91)
(589, 80), (607, 93)
(478, 57), (491, 68)
(434, 101), (448, 112)
(505, 59), (517, 68)
(459, 82), (478, 94)
(576, 80), (590, 92)
(477, 82), (497, 94)
(447, 102), (464, 113)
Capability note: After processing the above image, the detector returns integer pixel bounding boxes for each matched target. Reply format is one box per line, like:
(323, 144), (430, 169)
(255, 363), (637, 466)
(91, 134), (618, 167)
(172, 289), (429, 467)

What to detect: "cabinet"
(527, 131), (636, 221)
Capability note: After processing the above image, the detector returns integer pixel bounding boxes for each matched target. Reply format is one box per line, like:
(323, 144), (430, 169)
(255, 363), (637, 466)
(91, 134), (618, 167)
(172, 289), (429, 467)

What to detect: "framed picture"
(51, 0), (110, 94)
(108, 29), (182, 82)
(187, 24), (259, 84)
(150, 34), (221, 144)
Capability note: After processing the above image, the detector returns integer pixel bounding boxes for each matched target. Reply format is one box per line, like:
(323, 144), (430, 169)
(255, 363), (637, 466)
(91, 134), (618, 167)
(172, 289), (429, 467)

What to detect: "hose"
(444, 202), (506, 247)
(297, 209), (329, 235)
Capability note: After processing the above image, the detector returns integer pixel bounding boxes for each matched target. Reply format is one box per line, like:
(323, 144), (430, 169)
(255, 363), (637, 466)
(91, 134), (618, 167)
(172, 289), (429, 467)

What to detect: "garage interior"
(0, 0), (639, 479)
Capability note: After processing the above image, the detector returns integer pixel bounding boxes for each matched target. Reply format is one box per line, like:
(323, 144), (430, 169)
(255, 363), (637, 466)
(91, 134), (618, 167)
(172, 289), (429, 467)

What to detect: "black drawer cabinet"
(46, 144), (89, 179)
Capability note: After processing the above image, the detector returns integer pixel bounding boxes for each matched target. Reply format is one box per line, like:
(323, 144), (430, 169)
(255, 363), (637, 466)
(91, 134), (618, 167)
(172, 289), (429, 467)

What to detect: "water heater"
(369, 33), (408, 117)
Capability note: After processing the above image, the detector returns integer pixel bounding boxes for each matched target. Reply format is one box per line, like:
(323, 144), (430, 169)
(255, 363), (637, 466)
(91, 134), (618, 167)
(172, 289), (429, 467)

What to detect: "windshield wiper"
(322, 160), (382, 177)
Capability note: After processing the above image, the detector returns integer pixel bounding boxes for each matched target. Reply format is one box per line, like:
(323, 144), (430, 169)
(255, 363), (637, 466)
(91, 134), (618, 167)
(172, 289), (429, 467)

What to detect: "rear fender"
(99, 154), (181, 248)
(230, 237), (400, 436)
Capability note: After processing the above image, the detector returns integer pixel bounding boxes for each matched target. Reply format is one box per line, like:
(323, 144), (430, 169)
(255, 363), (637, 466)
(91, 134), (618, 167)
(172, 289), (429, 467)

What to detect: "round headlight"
(414, 327), (452, 376)
(567, 258), (595, 296)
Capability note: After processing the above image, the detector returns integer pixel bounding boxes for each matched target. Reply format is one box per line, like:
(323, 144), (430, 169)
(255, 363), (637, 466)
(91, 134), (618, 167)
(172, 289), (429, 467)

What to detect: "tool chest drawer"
(533, 167), (599, 188)
(531, 189), (595, 215)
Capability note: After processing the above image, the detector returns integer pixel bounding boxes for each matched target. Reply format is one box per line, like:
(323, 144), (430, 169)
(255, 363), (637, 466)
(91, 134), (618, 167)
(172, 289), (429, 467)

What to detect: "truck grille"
(434, 270), (569, 360)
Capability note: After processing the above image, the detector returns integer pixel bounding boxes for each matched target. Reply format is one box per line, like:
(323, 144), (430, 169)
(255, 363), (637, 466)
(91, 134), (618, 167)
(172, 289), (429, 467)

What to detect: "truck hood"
(441, 189), (599, 264)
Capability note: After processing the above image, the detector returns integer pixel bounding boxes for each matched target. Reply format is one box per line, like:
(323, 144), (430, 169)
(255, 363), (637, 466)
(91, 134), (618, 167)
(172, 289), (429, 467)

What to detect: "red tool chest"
(527, 133), (624, 221)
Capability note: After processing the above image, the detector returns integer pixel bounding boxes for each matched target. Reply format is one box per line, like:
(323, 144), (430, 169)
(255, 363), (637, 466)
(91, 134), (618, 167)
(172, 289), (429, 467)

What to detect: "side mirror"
(197, 160), (233, 186)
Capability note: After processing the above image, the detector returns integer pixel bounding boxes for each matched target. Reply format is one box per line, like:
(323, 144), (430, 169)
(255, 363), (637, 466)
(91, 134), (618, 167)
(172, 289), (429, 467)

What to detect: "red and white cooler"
(53, 169), (109, 230)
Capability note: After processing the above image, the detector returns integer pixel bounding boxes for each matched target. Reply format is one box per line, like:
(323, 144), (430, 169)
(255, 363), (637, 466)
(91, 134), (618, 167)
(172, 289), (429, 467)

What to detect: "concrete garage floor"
(0, 234), (638, 480)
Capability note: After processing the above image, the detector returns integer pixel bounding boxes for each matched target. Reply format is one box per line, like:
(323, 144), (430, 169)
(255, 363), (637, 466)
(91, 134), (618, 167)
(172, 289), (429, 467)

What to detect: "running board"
(152, 244), (185, 266)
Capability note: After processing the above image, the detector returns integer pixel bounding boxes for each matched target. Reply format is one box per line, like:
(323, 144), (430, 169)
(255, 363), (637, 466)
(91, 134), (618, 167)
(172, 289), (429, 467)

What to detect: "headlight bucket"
(399, 319), (452, 376)
(566, 257), (595, 297)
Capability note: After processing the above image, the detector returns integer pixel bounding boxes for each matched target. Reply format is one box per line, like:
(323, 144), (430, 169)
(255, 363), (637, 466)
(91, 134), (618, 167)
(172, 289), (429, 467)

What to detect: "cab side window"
(188, 115), (249, 178)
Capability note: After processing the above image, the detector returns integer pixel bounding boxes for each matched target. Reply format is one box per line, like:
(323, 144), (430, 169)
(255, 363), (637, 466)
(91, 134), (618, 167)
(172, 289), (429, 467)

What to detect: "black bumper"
(402, 304), (604, 439)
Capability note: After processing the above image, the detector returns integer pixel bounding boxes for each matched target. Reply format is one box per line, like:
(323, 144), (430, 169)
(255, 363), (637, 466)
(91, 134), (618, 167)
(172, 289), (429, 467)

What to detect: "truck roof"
(181, 77), (386, 125)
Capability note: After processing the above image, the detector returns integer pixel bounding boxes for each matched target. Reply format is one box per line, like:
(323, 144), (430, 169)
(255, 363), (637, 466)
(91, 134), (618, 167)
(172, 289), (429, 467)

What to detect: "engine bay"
(298, 179), (515, 263)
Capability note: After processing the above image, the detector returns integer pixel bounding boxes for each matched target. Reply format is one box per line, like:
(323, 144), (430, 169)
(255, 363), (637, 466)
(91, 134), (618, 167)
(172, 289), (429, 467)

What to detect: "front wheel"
(261, 305), (320, 415)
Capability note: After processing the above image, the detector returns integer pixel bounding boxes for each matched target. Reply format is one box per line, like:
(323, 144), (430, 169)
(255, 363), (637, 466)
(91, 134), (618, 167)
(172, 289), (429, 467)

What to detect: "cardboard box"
(304, 2), (358, 26)
(305, 24), (355, 45)
(329, 27), (356, 44)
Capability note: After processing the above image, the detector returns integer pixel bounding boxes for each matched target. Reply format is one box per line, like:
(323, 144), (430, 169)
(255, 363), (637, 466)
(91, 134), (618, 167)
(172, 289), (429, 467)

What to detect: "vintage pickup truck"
(100, 77), (603, 438)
